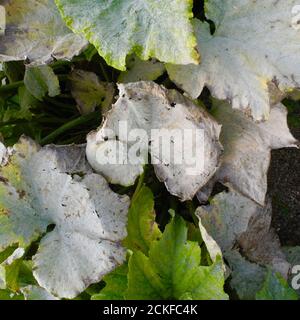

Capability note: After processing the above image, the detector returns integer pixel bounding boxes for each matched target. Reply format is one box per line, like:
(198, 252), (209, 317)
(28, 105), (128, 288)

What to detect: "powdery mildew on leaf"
(86, 81), (222, 201)
(55, 0), (199, 70)
(198, 217), (223, 264)
(225, 250), (267, 300)
(0, 137), (129, 298)
(0, 0), (88, 64)
(118, 56), (165, 83)
(21, 285), (59, 300)
(0, 142), (6, 165)
(197, 190), (291, 299)
(167, 0), (300, 120)
(209, 101), (298, 206)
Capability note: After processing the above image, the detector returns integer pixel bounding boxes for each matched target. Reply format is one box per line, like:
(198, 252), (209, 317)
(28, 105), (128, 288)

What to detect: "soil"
(269, 127), (300, 246)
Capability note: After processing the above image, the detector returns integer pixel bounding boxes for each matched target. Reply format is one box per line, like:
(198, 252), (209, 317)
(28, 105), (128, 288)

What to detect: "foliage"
(0, 0), (299, 300)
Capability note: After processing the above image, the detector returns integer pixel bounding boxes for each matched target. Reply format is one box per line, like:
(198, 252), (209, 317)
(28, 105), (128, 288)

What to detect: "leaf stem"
(0, 81), (24, 93)
(99, 62), (110, 82)
(132, 171), (145, 202)
(40, 111), (100, 145)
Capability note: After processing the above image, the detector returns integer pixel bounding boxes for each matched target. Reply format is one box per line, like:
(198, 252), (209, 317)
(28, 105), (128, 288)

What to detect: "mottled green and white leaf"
(55, 0), (199, 70)
(0, 0), (88, 64)
(197, 190), (291, 299)
(167, 1), (300, 120)
(21, 285), (59, 300)
(0, 138), (130, 298)
(118, 56), (165, 83)
(91, 264), (128, 300)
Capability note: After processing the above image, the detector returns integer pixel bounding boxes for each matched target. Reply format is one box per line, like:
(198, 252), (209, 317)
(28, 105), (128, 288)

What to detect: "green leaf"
(126, 215), (228, 300)
(0, 248), (25, 291)
(0, 289), (24, 300)
(124, 186), (161, 255)
(118, 56), (165, 83)
(16, 86), (37, 121)
(91, 264), (128, 300)
(55, 0), (199, 70)
(69, 69), (115, 115)
(256, 270), (298, 300)
(24, 65), (60, 101)
(3, 62), (25, 83)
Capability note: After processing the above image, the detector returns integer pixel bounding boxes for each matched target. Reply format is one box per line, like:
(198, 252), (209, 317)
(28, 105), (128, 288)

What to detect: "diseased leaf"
(124, 186), (161, 255)
(197, 190), (291, 299)
(197, 216), (223, 265)
(283, 247), (300, 267)
(0, 137), (130, 298)
(91, 264), (128, 300)
(126, 215), (228, 300)
(256, 270), (298, 300)
(24, 65), (60, 101)
(0, 0), (88, 64)
(226, 250), (267, 300)
(69, 69), (115, 115)
(86, 81), (222, 201)
(167, 0), (300, 120)
(0, 142), (6, 164)
(55, 0), (199, 70)
(118, 56), (165, 83)
(21, 285), (59, 300)
(210, 101), (298, 205)
(0, 248), (24, 290)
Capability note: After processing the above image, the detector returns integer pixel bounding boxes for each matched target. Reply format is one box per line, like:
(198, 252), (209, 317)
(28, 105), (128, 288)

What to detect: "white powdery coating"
(55, 0), (199, 70)
(0, 138), (129, 298)
(86, 81), (222, 201)
(0, 0), (87, 64)
(213, 101), (298, 205)
(167, 0), (300, 121)
(197, 191), (290, 285)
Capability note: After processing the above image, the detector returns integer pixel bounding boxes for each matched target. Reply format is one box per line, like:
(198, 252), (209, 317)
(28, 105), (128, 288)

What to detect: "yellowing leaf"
(124, 186), (161, 255)
(55, 0), (199, 70)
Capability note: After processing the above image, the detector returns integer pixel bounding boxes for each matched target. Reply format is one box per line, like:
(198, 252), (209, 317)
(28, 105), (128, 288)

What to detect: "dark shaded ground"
(269, 116), (300, 246)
